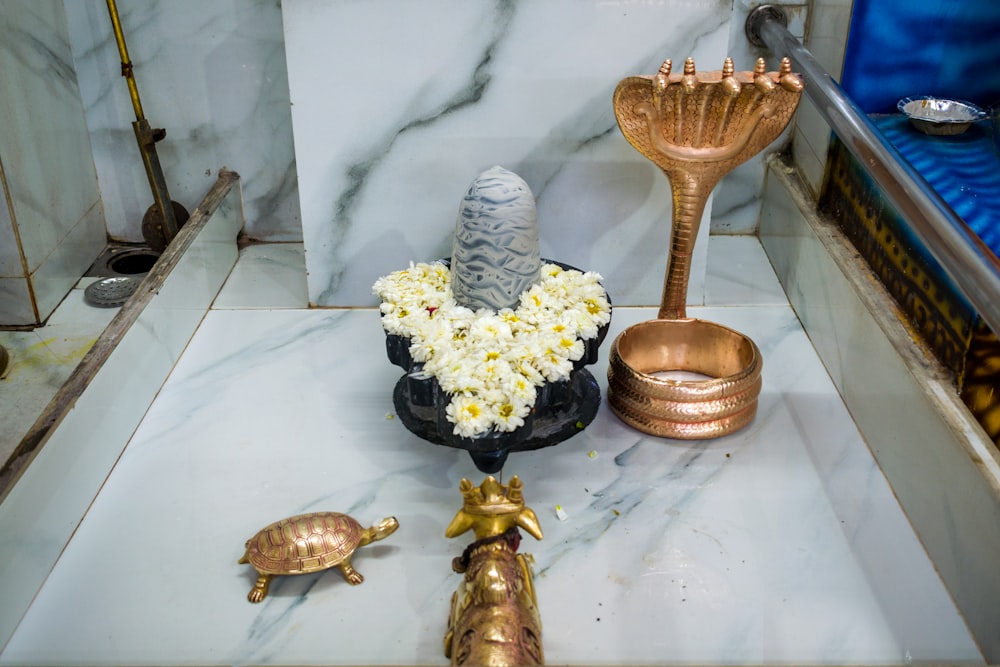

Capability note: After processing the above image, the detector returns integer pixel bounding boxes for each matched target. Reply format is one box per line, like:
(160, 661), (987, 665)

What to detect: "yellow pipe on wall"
(105, 0), (145, 122)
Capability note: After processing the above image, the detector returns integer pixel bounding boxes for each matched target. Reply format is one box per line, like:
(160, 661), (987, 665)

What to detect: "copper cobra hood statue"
(608, 56), (803, 439)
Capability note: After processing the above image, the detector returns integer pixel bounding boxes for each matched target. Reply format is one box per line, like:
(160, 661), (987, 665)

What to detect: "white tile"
(0, 330), (70, 463)
(29, 202), (106, 322)
(0, 275), (119, 465)
(64, 0), (300, 243)
(0, 278), (35, 326)
(711, 158), (767, 234)
(213, 243), (308, 309)
(0, 192), (21, 279)
(0, 1), (103, 273)
(0, 1), (105, 326)
(792, 124), (827, 196)
(794, 97), (834, 170)
(807, 1), (853, 80)
(705, 235), (787, 306)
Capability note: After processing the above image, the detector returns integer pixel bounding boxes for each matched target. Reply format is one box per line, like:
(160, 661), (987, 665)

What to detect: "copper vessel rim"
(611, 318), (761, 386)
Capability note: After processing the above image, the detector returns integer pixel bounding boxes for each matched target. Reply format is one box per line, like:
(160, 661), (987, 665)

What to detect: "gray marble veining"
(284, 0), (732, 307)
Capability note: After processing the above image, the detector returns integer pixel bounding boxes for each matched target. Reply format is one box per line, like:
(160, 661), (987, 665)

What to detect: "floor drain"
(108, 249), (159, 275)
(84, 276), (141, 308)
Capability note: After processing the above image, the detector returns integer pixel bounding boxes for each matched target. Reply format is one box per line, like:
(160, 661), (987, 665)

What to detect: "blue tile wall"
(842, 0), (1000, 114)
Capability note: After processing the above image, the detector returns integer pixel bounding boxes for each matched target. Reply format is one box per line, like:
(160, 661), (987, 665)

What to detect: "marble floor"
(0, 243), (309, 477)
(0, 237), (984, 665)
(0, 278), (117, 468)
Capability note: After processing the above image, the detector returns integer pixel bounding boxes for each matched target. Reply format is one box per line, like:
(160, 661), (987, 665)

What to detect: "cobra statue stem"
(659, 171), (716, 320)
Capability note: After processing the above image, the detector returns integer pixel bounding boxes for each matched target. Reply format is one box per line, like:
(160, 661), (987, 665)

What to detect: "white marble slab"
(1, 236), (981, 664)
(282, 0), (736, 308)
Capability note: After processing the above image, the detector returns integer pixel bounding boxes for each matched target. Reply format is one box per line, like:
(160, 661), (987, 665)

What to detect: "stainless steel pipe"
(746, 5), (1000, 337)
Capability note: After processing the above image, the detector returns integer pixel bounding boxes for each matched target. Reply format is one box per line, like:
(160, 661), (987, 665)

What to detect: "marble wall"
(282, 0), (806, 308)
(2, 1), (812, 323)
(0, 1), (106, 326)
(16, 0), (811, 314)
(2, 0), (303, 325)
(64, 0), (301, 243)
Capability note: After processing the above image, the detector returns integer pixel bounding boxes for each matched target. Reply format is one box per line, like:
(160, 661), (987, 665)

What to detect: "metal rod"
(747, 6), (1000, 337)
(105, 0), (180, 245)
(105, 0), (145, 121)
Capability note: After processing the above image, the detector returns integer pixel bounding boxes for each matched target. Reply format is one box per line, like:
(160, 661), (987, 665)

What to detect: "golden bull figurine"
(444, 476), (545, 666)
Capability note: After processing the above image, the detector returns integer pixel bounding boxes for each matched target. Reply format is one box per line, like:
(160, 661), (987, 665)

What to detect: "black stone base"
(392, 367), (601, 473)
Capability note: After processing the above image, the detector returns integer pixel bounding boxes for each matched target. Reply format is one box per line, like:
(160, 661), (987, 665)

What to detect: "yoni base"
(391, 367), (600, 473)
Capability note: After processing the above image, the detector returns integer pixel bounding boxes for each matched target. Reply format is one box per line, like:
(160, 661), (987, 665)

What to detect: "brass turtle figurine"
(239, 511), (399, 603)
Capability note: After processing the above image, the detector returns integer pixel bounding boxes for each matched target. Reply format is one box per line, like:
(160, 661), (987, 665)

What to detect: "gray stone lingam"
(384, 166), (610, 474)
(450, 166), (541, 312)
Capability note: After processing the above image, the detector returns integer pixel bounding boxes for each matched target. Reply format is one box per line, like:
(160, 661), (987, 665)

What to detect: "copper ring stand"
(608, 57), (802, 439)
(608, 319), (763, 438)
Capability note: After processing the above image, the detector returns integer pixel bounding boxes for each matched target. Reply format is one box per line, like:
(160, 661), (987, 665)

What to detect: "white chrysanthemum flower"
(560, 336), (585, 361)
(542, 263), (564, 279)
(501, 369), (538, 405)
(427, 351), (484, 396)
(410, 316), (454, 362)
(559, 306), (599, 341)
(447, 393), (493, 438)
(470, 314), (514, 342)
(374, 260), (607, 437)
(491, 400), (530, 432)
(536, 350), (574, 383)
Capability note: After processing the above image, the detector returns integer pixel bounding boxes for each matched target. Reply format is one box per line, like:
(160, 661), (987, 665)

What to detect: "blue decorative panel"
(843, 0), (1000, 114)
(872, 115), (1000, 260)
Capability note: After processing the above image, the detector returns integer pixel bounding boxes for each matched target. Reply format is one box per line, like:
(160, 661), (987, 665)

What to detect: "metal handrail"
(747, 6), (1000, 337)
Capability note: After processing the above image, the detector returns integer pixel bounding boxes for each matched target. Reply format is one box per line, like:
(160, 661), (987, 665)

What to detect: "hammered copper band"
(607, 319), (762, 439)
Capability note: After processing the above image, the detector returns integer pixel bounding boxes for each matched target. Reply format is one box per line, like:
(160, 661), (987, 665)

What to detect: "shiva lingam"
(608, 57), (803, 438)
(444, 475), (545, 666)
(376, 167), (612, 473)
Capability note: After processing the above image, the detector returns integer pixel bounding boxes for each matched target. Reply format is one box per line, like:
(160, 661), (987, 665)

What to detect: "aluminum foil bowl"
(898, 96), (987, 136)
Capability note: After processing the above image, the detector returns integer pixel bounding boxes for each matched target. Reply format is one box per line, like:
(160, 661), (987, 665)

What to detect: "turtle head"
(369, 516), (399, 542)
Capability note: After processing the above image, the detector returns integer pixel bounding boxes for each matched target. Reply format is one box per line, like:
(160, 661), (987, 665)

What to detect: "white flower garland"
(374, 262), (611, 438)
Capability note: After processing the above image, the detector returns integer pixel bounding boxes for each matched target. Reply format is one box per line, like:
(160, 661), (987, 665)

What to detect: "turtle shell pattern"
(245, 512), (363, 575)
